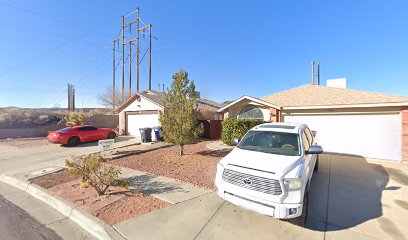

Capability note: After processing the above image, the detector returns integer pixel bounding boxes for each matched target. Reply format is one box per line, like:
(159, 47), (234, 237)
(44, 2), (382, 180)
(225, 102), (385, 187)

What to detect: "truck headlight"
(283, 178), (303, 191)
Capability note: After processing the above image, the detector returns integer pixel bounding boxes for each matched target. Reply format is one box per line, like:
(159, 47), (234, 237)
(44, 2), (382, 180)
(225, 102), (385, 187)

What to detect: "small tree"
(159, 69), (204, 156)
(97, 85), (132, 109)
(65, 153), (129, 196)
(66, 112), (86, 126)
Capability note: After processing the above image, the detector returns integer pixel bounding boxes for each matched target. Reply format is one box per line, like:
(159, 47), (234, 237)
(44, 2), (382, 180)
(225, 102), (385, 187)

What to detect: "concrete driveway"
(0, 136), (139, 175)
(115, 153), (408, 240)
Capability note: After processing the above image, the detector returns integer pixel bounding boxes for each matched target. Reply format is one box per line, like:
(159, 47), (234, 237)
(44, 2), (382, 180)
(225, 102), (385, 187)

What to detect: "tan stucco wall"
(118, 96), (163, 135)
(118, 111), (126, 135)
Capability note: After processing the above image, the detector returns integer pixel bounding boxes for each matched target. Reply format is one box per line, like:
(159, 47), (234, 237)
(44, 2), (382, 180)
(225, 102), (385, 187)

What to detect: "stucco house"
(116, 90), (222, 137)
(218, 81), (408, 161)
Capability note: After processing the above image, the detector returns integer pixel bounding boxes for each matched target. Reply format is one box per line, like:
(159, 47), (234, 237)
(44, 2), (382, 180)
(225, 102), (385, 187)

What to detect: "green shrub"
(221, 118), (266, 146)
(66, 112), (86, 127)
(65, 153), (129, 196)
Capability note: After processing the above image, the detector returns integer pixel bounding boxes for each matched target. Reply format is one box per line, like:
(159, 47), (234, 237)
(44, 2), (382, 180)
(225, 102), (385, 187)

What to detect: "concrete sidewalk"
(120, 167), (211, 204)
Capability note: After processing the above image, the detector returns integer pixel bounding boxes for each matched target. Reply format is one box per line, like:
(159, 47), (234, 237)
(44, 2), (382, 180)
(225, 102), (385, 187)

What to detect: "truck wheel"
(67, 137), (80, 146)
(314, 156), (319, 172)
(290, 191), (309, 227)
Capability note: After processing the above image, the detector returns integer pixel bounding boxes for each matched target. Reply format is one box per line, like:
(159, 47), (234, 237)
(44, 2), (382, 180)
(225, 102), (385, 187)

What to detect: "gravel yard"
(31, 170), (170, 225)
(31, 170), (79, 189)
(109, 140), (231, 189)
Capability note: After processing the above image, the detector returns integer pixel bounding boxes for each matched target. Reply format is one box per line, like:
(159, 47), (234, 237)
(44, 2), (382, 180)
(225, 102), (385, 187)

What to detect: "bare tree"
(97, 85), (132, 109)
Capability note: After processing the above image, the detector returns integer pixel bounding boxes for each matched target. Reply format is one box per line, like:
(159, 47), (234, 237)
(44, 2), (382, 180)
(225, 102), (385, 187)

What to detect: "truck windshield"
(237, 130), (301, 156)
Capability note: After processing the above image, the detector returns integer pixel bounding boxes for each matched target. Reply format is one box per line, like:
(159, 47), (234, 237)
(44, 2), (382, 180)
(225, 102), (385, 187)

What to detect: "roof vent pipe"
(311, 61), (315, 85)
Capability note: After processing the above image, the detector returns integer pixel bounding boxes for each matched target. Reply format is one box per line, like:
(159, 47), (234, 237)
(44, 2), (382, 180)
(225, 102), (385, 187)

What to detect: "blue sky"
(1, 0), (408, 108)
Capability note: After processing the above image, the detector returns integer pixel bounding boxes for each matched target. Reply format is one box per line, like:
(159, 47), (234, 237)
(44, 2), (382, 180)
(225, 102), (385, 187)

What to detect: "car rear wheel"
(290, 190), (309, 227)
(67, 137), (80, 146)
(107, 132), (116, 139)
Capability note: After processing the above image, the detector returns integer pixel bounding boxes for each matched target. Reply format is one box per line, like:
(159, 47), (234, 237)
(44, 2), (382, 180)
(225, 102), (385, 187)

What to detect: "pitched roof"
(116, 90), (222, 113)
(218, 95), (281, 112)
(261, 84), (408, 108)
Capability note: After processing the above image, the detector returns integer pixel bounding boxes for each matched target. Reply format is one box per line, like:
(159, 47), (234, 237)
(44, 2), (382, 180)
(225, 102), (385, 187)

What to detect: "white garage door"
(127, 113), (160, 137)
(284, 113), (402, 161)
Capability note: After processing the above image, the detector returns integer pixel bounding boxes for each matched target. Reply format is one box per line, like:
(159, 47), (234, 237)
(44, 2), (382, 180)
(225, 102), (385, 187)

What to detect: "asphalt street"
(0, 194), (62, 240)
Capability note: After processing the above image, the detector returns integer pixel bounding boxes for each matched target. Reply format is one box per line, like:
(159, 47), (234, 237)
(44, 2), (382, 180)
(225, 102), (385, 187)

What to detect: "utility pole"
(121, 16), (125, 102)
(67, 83), (75, 111)
(113, 7), (154, 99)
(136, 7), (140, 93)
(67, 83), (71, 111)
(112, 39), (116, 110)
(148, 24), (152, 91)
(72, 86), (75, 110)
(129, 40), (132, 96)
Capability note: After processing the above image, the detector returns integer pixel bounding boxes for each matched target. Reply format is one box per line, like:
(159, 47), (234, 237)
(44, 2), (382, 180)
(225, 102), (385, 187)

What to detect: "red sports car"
(47, 125), (116, 146)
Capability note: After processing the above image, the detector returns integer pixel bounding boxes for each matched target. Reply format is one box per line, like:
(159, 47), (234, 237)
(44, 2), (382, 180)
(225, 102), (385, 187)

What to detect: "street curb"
(105, 143), (173, 160)
(0, 175), (126, 240)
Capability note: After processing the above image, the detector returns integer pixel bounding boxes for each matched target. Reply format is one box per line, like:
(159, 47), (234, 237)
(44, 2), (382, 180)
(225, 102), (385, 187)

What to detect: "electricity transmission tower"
(112, 7), (153, 109)
(67, 83), (75, 111)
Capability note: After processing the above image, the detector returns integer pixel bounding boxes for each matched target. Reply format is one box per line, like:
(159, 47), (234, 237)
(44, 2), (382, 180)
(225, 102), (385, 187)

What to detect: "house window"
(239, 106), (264, 120)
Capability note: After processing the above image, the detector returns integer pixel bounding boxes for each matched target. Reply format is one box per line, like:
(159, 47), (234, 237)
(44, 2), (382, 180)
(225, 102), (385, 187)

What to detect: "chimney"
(327, 78), (347, 89)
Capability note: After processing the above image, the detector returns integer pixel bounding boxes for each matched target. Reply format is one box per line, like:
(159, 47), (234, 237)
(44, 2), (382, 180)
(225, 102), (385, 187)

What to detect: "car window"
(78, 127), (97, 131)
(237, 130), (301, 156)
(57, 127), (72, 132)
(305, 127), (314, 145)
(302, 131), (310, 151)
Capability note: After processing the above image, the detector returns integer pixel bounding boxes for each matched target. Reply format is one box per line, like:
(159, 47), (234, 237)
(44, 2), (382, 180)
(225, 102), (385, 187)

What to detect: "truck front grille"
(222, 168), (282, 195)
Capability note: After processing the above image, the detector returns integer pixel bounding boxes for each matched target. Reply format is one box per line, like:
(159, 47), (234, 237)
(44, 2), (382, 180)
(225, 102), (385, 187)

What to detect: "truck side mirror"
(233, 137), (241, 146)
(306, 145), (323, 154)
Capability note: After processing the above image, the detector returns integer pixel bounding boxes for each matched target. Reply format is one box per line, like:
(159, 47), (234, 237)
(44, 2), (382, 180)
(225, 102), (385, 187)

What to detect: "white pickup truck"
(215, 122), (323, 226)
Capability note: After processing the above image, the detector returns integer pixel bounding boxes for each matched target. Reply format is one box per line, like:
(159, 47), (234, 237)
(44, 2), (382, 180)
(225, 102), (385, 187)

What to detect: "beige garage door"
(284, 113), (402, 161)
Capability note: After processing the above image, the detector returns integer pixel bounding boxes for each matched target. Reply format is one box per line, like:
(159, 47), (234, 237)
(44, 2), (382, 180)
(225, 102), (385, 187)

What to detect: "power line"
(0, 0), (115, 39)
(0, 86), (65, 92)
(0, 16), (119, 77)
(47, 57), (111, 108)
(0, 19), (112, 51)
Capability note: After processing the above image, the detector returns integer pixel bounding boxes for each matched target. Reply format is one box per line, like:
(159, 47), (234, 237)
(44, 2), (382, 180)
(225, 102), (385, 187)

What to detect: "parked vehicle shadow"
(196, 149), (232, 158)
(124, 174), (183, 195)
(61, 136), (139, 148)
(306, 153), (404, 234)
